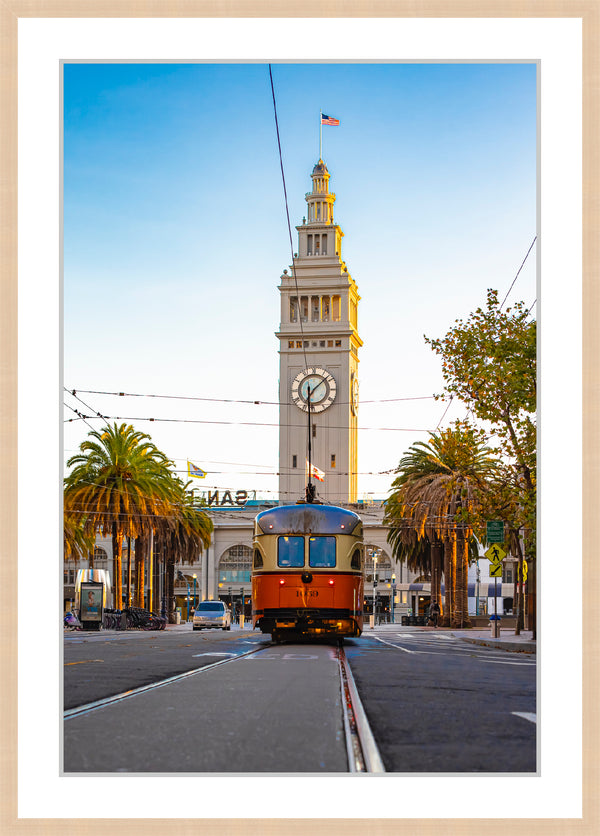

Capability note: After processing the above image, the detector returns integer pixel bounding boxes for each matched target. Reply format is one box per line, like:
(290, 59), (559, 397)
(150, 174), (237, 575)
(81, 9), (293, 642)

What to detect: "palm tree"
(155, 482), (213, 620)
(64, 423), (178, 609)
(63, 510), (95, 561)
(385, 422), (499, 628)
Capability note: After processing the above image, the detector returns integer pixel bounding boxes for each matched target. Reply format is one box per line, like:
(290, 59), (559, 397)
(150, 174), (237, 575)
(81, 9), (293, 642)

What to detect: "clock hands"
(306, 377), (327, 402)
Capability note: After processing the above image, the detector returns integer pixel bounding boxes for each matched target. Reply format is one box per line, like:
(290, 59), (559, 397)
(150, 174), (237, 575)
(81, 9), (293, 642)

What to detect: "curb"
(451, 634), (536, 654)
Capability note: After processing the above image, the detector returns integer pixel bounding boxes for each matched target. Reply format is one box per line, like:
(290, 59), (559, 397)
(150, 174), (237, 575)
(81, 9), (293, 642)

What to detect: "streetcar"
(252, 502), (364, 642)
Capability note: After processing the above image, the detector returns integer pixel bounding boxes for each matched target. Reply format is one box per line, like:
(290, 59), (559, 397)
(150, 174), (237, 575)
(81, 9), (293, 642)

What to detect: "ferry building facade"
(65, 160), (513, 622)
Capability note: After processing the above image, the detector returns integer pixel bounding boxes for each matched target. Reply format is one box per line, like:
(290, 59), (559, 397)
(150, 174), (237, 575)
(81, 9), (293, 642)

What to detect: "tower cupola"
(305, 159), (336, 225)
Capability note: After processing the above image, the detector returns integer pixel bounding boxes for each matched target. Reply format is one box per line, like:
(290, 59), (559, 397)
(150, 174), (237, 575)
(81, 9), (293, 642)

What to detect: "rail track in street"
(63, 639), (385, 774)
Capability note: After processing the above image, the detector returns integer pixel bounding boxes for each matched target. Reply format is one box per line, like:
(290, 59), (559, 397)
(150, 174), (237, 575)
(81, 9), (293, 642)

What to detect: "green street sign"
(486, 520), (505, 543)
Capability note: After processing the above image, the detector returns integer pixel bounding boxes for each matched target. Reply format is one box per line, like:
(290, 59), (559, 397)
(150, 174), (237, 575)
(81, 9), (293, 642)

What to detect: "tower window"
(332, 296), (341, 321)
(311, 296), (320, 321)
(331, 454), (336, 469)
(288, 340), (294, 349)
(290, 298), (298, 322)
(322, 296), (330, 322)
(296, 341), (302, 348)
(307, 235), (313, 255)
(335, 340), (342, 347)
(312, 423), (317, 438)
(292, 455), (297, 468)
(322, 234), (327, 255)
(320, 341), (325, 347)
(301, 297), (308, 321)
(327, 340), (333, 347)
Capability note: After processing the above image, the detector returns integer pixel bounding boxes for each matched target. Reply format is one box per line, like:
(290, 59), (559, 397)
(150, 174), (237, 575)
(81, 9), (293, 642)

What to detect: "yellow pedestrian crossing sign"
(485, 544), (506, 564)
(489, 562), (502, 578)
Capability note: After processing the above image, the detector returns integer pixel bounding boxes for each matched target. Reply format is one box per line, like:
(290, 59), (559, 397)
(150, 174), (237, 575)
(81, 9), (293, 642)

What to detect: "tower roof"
(312, 159), (329, 176)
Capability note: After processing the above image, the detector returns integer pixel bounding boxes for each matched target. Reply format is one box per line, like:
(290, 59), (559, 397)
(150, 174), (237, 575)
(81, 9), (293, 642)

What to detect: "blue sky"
(63, 61), (537, 500)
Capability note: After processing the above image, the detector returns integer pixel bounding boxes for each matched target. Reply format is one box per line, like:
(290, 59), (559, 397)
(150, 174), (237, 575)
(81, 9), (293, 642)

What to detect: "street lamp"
(372, 554), (378, 624)
(193, 573), (197, 609)
(391, 573), (396, 623)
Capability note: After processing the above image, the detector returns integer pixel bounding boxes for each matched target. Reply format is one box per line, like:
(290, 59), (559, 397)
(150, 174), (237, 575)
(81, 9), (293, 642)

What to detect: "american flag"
(321, 114), (340, 126)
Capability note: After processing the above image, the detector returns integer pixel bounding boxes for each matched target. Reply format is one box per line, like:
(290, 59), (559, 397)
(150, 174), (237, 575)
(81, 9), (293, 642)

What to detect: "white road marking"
(282, 654), (319, 660)
(373, 636), (416, 653)
(192, 652), (238, 657)
(512, 712), (537, 724)
(479, 659), (536, 666)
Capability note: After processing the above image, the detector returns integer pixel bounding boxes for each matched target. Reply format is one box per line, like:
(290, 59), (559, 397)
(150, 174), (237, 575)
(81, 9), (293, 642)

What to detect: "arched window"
(218, 545), (252, 584)
(94, 546), (108, 566)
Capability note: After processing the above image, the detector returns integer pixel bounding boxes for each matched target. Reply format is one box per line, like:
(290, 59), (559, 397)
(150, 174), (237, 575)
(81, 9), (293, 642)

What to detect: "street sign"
(486, 520), (505, 543)
(489, 562), (502, 578)
(485, 544), (506, 564)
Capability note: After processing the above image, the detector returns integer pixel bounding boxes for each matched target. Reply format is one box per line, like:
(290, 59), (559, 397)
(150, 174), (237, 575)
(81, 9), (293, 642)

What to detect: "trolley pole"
(306, 386), (315, 503)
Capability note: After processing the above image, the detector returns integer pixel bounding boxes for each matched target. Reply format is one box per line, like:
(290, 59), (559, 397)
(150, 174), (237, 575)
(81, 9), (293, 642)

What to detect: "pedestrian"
(430, 600), (440, 628)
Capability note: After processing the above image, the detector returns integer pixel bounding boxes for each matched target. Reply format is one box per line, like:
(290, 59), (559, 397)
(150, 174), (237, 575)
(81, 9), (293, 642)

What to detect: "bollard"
(369, 615), (375, 629)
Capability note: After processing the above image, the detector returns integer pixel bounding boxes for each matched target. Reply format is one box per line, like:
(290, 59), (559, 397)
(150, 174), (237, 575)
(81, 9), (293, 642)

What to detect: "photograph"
(62, 60), (538, 776)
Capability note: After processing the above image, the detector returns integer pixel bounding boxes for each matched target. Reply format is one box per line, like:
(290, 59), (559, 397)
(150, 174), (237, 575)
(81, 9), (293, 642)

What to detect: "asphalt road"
(345, 630), (536, 773)
(63, 628), (269, 709)
(63, 626), (536, 774)
(64, 639), (348, 773)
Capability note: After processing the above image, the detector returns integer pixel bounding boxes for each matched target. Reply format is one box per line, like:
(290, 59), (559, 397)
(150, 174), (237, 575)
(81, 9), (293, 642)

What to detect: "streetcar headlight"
(279, 579), (285, 585)
(328, 579), (335, 586)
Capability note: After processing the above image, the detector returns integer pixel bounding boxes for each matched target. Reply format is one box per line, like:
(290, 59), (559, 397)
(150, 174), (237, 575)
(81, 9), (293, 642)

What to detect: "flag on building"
(306, 460), (325, 482)
(321, 114), (340, 126)
(187, 461), (206, 479)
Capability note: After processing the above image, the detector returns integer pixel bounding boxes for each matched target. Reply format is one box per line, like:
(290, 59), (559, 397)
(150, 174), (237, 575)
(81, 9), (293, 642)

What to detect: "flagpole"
(319, 110), (322, 160)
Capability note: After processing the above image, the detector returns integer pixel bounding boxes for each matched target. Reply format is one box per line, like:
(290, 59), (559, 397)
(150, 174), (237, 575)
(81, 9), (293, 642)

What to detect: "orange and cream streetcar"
(252, 503), (364, 642)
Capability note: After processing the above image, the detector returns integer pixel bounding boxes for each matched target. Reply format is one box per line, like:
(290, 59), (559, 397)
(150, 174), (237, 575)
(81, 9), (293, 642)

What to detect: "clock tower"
(277, 159), (362, 505)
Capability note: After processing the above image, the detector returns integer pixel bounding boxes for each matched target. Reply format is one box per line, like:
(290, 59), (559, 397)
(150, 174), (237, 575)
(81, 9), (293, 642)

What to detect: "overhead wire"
(62, 407), (435, 433)
(499, 236), (537, 311)
(67, 388), (436, 407)
(268, 64), (309, 373)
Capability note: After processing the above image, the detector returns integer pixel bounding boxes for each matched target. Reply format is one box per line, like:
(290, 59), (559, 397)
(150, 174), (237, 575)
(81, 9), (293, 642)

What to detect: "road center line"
(64, 659), (104, 666)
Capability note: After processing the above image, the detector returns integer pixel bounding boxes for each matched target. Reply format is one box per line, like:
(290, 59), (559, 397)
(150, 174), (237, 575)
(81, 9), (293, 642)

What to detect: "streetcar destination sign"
(486, 520), (505, 543)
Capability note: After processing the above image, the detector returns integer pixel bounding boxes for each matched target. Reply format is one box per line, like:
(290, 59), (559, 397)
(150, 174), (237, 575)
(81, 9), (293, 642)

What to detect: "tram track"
(64, 643), (269, 721)
(64, 640), (384, 773)
(337, 644), (385, 773)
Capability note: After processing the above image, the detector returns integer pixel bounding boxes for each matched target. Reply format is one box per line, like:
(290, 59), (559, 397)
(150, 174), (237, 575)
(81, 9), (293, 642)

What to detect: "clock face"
(291, 367), (337, 413)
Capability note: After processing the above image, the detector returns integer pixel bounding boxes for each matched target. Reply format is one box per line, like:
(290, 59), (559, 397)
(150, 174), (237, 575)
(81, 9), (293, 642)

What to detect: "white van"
(193, 600), (232, 631)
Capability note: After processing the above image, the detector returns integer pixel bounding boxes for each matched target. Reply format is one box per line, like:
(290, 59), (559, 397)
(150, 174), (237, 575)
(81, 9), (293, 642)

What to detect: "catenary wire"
(63, 409), (435, 433)
(67, 388), (436, 407)
(499, 236), (537, 311)
(269, 64), (309, 372)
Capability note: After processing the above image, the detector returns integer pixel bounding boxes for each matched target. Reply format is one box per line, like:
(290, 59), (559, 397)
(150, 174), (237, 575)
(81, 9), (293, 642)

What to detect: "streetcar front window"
(278, 536), (304, 567)
(309, 536), (336, 568)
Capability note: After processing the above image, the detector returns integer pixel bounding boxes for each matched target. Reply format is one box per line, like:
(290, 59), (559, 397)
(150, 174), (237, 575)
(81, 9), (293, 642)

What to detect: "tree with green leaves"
(425, 289), (536, 633)
(64, 423), (181, 608)
(385, 422), (499, 628)
(154, 480), (213, 619)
